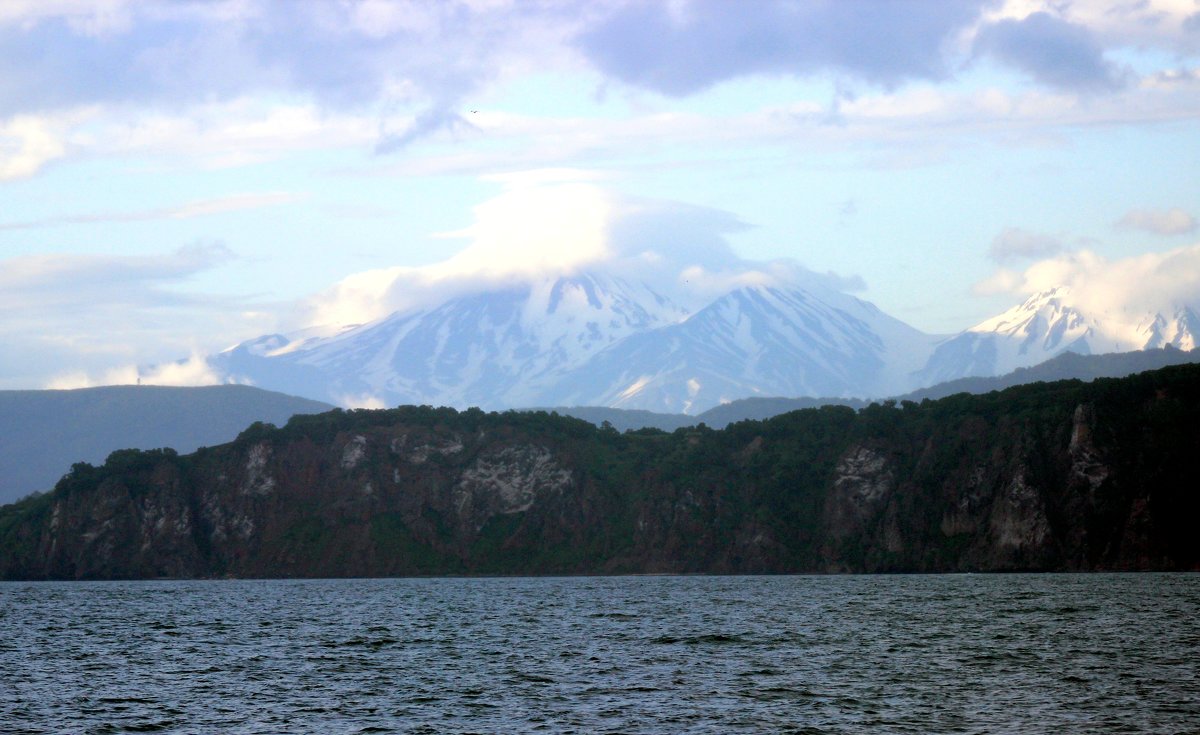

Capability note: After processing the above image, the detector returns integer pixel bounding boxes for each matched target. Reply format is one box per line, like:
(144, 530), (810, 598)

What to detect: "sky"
(1, 0), (1199, 390)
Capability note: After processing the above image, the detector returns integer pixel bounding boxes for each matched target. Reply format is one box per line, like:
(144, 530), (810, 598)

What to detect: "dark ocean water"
(1, 574), (1197, 734)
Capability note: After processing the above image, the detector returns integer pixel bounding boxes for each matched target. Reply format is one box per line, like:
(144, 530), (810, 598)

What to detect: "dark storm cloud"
(973, 12), (1124, 92)
(573, 0), (994, 95)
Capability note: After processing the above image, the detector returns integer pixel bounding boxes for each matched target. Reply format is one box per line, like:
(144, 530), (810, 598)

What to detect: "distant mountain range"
(203, 269), (1200, 414)
(0, 385), (331, 505)
(210, 271), (935, 414)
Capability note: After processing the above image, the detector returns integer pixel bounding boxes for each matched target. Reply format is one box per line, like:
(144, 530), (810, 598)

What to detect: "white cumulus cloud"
(973, 243), (1200, 317)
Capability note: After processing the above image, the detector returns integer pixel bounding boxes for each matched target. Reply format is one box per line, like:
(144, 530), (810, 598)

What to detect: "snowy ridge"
(211, 268), (936, 413)
(915, 286), (1200, 383)
(542, 284), (936, 413)
(212, 272), (693, 411)
(208, 273), (1199, 414)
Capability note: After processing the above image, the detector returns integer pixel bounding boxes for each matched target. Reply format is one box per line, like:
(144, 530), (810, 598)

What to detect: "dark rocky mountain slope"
(2, 364), (1198, 579)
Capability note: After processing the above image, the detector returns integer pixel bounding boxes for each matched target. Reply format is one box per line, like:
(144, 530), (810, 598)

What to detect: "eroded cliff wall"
(2, 365), (1197, 578)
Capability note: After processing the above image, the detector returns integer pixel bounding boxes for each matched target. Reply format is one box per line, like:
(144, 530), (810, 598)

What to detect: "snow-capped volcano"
(212, 272), (692, 410)
(915, 286), (1200, 384)
(210, 268), (938, 413)
(540, 282), (935, 413)
(207, 275), (1200, 413)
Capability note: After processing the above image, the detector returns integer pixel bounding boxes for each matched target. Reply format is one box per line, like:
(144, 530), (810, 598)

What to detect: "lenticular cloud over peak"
(205, 172), (918, 414)
(298, 173), (855, 331)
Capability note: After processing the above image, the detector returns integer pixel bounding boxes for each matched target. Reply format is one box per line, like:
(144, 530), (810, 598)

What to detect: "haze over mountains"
(0, 386), (331, 505)
(205, 265), (1200, 414)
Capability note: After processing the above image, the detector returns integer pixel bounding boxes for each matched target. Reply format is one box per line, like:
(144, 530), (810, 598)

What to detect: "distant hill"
(550, 346), (1200, 431)
(0, 385), (332, 505)
(899, 345), (1200, 402)
(548, 397), (867, 433)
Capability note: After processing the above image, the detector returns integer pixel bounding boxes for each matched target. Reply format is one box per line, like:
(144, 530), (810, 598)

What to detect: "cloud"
(375, 105), (477, 154)
(987, 227), (1065, 262)
(0, 191), (302, 231)
(300, 174), (620, 327)
(574, 0), (991, 95)
(0, 113), (70, 180)
(2, 2), (1199, 180)
(0, 243), (276, 388)
(0, 0), (577, 147)
(436, 179), (616, 276)
(0, 4), (319, 114)
(1046, 2), (1200, 55)
(45, 352), (224, 390)
(1115, 207), (1197, 236)
(974, 12), (1124, 92)
(336, 392), (389, 410)
(972, 245), (1200, 317)
(299, 171), (862, 329)
(971, 267), (1023, 296)
(0, 242), (234, 303)
(604, 198), (751, 272)
(351, 69), (1200, 186)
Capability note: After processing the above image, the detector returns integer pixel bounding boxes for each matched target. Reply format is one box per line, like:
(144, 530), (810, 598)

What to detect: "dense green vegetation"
(2, 364), (1199, 578)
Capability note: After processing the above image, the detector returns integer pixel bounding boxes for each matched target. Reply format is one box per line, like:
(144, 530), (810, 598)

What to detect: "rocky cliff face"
(3, 366), (1198, 579)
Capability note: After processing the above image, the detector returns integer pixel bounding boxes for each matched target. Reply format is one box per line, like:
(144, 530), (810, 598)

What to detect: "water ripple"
(1, 574), (1197, 733)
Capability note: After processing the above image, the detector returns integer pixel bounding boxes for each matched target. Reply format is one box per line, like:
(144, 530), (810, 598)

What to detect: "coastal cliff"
(2, 365), (1198, 578)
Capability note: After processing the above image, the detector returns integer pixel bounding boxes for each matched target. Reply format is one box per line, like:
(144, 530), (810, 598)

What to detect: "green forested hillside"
(2, 365), (1198, 578)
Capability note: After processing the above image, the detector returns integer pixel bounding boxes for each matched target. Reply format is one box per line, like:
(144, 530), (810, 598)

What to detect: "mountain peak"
(205, 265), (1197, 413)
(917, 284), (1200, 384)
(207, 266), (938, 413)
